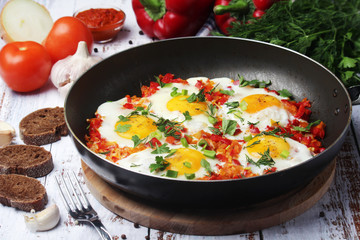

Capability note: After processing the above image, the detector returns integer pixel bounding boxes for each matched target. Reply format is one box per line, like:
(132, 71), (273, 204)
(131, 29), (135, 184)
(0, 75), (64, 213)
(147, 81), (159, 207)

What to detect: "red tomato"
(0, 41), (52, 92)
(43, 16), (93, 64)
(252, 0), (275, 11)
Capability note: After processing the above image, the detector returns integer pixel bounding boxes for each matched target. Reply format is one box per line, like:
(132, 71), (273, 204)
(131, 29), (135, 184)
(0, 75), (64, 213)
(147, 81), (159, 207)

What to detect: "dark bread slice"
(0, 174), (48, 211)
(0, 145), (53, 178)
(19, 107), (69, 146)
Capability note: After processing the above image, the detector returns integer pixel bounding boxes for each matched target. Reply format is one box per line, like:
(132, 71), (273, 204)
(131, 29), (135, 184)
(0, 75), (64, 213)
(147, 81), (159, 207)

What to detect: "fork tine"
(70, 171), (92, 209)
(66, 171), (85, 210)
(55, 175), (71, 212)
(60, 173), (80, 211)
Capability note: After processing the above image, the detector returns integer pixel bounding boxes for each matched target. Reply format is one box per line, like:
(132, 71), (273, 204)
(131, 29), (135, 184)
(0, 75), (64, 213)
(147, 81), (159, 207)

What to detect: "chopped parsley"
(278, 89), (292, 98)
(149, 156), (170, 172)
(115, 124), (131, 133)
(151, 143), (171, 154)
(222, 119), (237, 136)
(131, 135), (146, 148)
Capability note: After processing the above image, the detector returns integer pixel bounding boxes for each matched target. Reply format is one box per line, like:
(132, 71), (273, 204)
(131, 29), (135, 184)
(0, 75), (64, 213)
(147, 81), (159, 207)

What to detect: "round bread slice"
(0, 145), (53, 178)
(19, 107), (69, 146)
(0, 174), (48, 211)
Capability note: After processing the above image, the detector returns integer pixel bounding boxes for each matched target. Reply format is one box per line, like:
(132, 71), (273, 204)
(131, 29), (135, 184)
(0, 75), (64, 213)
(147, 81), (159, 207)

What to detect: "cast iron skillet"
(65, 37), (351, 207)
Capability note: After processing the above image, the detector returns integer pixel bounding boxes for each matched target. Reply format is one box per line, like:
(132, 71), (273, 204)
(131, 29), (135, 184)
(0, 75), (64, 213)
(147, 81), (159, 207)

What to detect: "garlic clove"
(24, 204), (60, 232)
(0, 120), (15, 147)
(50, 41), (102, 98)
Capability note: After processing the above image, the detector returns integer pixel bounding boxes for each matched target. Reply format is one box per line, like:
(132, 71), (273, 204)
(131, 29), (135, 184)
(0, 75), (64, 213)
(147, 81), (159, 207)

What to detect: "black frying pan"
(65, 37), (351, 207)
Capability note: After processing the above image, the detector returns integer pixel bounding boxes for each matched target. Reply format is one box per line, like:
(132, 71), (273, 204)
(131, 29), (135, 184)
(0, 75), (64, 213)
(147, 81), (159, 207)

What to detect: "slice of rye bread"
(0, 174), (48, 211)
(19, 107), (69, 146)
(0, 145), (53, 178)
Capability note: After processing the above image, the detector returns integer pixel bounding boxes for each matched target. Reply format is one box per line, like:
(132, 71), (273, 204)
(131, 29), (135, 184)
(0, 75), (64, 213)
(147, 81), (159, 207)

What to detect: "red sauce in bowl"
(75, 8), (125, 43)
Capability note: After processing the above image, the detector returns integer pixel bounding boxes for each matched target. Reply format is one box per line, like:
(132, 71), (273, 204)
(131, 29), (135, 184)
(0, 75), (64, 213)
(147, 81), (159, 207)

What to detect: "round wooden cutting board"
(81, 160), (336, 236)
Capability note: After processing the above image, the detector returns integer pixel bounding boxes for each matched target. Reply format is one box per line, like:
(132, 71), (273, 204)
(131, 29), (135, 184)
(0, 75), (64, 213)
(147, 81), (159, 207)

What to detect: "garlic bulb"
(50, 41), (102, 98)
(0, 120), (15, 147)
(24, 204), (60, 232)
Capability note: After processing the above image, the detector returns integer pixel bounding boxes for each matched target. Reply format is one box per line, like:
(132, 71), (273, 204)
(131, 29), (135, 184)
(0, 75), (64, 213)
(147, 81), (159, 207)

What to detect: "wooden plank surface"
(0, 0), (359, 239)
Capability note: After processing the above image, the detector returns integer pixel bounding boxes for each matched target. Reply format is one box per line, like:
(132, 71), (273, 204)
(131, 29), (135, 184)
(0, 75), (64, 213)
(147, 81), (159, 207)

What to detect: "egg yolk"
(241, 94), (282, 113)
(167, 95), (207, 116)
(114, 115), (157, 139)
(246, 135), (290, 159)
(166, 148), (203, 175)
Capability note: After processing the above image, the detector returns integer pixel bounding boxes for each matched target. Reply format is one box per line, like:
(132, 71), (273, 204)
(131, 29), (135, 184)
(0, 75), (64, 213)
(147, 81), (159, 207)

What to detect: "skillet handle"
(348, 85), (360, 105)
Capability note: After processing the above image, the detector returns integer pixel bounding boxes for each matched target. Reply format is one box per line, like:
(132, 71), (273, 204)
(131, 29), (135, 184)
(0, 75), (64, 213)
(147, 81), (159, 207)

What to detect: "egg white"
(238, 137), (313, 175)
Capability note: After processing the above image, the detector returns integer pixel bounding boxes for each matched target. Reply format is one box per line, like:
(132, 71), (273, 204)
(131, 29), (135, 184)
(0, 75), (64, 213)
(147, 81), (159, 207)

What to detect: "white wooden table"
(0, 0), (359, 239)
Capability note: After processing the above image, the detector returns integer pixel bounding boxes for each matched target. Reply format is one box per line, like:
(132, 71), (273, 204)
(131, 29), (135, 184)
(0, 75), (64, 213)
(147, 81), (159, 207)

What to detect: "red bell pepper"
(213, 0), (250, 35)
(132, 0), (214, 39)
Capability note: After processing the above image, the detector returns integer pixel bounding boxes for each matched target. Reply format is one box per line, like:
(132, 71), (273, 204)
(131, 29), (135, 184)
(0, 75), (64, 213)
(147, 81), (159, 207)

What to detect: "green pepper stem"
(139, 0), (166, 21)
(214, 0), (249, 15)
(139, 0), (161, 10)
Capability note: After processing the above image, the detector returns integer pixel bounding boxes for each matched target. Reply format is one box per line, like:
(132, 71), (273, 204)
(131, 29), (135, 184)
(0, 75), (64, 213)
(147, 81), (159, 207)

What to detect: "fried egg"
(147, 79), (211, 135)
(239, 135), (313, 174)
(96, 98), (157, 147)
(115, 145), (218, 180)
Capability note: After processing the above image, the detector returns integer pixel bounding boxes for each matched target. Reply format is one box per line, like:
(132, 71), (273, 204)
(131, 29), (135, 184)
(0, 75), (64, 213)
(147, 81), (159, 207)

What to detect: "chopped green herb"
(182, 89), (188, 95)
(246, 148), (275, 167)
(148, 130), (163, 140)
(118, 115), (130, 122)
(293, 120), (322, 132)
(183, 161), (192, 168)
(257, 148), (275, 167)
(182, 111), (192, 121)
(170, 87), (181, 97)
(238, 75), (271, 88)
(248, 121), (259, 126)
(243, 135), (253, 142)
(209, 126), (222, 135)
(186, 93), (197, 103)
(278, 89), (292, 98)
(203, 150), (216, 159)
(99, 151), (110, 155)
(280, 150), (290, 159)
(149, 156), (169, 172)
(240, 100), (248, 111)
(186, 89), (205, 103)
(198, 139), (208, 149)
(245, 140), (261, 148)
(185, 173), (196, 180)
(201, 159), (212, 175)
(155, 75), (168, 88)
(181, 137), (189, 147)
(225, 101), (240, 108)
(115, 124), (131, 133)
(130, 163), (142, 167)
(151, 143), (171, 154)
(131, 135), (146, 148)
(222, 119), (237, 136)
(220, 89), (235, 96)
(166, 170), (178, 178)
(165, 149), (177, 158)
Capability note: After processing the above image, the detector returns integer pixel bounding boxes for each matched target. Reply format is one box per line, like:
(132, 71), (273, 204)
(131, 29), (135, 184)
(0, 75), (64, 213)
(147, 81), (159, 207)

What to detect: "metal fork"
(55, 172), (112, 240)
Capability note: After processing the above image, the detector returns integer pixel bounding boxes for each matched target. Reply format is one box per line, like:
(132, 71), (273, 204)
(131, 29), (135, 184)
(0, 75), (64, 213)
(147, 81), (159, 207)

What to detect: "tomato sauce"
(75, 8), (125, 42)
